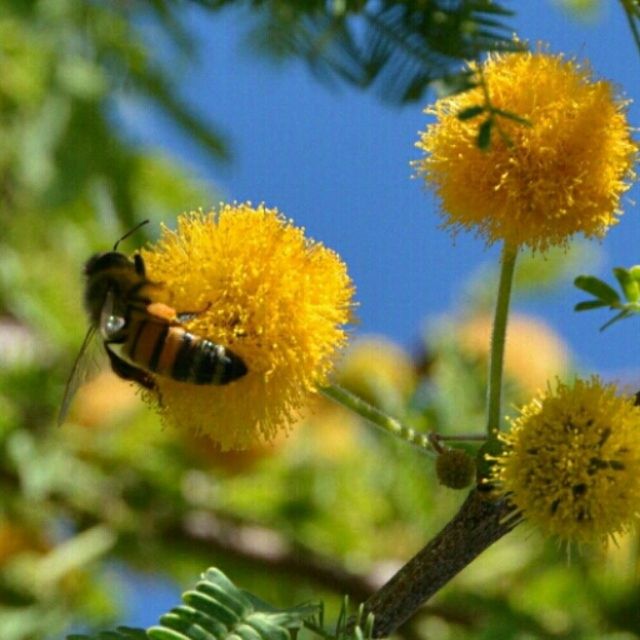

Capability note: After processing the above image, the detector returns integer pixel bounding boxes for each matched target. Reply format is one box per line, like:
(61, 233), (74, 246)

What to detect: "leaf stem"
(321, 384), (436, 457)
(485, 241), (518, 437)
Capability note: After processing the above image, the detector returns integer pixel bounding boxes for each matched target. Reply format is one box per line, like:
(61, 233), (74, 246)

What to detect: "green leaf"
(232, 623), (264, 640)
(457, 105), (485, 120)
(146, 568), (317, 640)
(198, 569), (253, 617)
(244, 617), (289, 640)
(574, 300), (609, 311)
(613, 267), (640, 303)
(629, 265), (640, 281)
(180, 591), (241, 628)
(573, 275), (621, 304)
(159, 607), (226, 638)
(477, 118), (493, 150)
(76, 568), (319, 640)
(492, 107), (531, 126)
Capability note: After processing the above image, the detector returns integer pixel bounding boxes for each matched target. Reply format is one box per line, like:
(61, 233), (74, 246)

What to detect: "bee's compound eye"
(101, 313), (126, 339)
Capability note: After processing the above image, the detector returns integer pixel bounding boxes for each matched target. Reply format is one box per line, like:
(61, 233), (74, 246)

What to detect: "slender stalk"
(321, 384), (436, 457)
(485, 241), (518, 437)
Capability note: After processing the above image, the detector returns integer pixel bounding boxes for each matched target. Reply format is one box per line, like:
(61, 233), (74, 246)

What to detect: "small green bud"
(436, 448), (476, 489)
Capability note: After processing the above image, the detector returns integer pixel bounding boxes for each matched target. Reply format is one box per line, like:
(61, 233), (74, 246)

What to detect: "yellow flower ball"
(415, 49), (637, 251)
(490, 377), (640, 547)
(139, 204), (355, 450)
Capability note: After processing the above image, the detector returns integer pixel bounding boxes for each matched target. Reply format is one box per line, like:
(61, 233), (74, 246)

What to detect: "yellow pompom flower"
(490, 377), (640, 546)
(415, 49), (637, 251)
(139, 204), (355, 450)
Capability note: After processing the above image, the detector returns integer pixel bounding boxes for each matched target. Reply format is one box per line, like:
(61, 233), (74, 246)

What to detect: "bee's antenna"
(113, 220), (150, 251)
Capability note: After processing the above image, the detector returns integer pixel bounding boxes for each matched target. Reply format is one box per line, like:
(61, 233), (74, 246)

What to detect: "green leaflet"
(574, 267), (640, 331)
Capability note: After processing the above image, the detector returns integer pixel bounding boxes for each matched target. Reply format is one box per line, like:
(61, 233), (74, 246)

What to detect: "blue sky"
(117, 1), (640, 627)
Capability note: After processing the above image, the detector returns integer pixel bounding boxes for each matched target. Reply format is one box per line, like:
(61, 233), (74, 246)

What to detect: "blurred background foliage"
(1, 1), (639, 639)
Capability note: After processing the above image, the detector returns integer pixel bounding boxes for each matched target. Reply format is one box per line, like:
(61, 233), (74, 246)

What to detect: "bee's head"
(83, 252), (142, 326)
(84, 251), (133, 278)
(82, 220), (151, 327)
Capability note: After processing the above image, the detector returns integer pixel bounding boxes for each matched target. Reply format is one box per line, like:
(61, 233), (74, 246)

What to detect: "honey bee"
(58, 221), (247, 425)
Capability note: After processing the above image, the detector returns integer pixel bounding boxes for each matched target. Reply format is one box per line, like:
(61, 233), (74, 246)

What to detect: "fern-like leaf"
(147, 568), (317, 640)
(66, 567), (380, 640)
(241, 0), (517, 103)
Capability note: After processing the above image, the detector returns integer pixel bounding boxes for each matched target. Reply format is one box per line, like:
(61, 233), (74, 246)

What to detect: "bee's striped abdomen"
(174, 334), (247, 384)
(125, 319), (167, 370)
(124, 320), (246, 385)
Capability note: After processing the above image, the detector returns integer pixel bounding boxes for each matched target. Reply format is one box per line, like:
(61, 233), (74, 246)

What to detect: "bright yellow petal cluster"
(491, 377), (640, 547)
(139, 204), (355, 450)
(415, 50), (637, 251)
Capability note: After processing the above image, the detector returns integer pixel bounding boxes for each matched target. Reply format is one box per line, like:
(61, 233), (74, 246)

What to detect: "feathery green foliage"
(180, 0), (516, 103)
(148, 568), (316, 640)
(67, 568), (321, 640)
(66, 569), (380, 640)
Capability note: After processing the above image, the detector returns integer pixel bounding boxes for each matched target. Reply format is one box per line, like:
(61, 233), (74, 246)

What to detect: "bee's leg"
(105, 344), (156, 390)
(176, 302), (212, 323)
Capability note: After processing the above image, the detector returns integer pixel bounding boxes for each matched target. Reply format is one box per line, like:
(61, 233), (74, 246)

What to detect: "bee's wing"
(57, 326), (105, 426)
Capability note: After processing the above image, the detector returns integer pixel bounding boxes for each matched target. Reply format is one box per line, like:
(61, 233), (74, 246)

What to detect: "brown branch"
(362, 489), (520, 637)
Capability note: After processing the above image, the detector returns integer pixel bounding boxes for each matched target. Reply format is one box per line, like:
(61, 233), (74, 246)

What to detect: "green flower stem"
(486, 240), (519, 437)
(321, 384), (436, 457)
